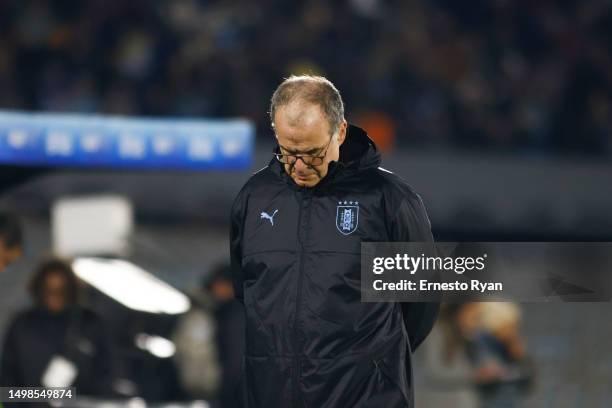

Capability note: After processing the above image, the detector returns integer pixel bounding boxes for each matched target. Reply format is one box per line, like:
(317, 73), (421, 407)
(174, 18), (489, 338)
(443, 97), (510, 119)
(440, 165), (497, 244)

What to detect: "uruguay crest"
(336, 201), (359, 235)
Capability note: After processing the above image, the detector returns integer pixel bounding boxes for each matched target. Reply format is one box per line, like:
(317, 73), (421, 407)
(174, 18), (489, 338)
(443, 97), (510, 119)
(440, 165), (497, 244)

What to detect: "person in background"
(173, 263), (244, 408)
(173, 273), (222, 402)
(472, 302), (533, 408)
(207, 263), (245, 408)
(0, 212), (22, 273)
(0, 257), (116, 403)
(416, 303), (481, 408)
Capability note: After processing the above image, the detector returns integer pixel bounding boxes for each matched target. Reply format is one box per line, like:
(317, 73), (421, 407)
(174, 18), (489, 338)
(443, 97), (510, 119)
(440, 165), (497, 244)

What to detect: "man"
(0, 212), (22, 272)
(0, 258), (116, 405)
(230, 75), (438, 407)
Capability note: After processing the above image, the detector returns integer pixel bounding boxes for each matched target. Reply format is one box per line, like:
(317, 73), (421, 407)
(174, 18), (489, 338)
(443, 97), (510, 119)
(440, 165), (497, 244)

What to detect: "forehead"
(274, 102), (331, 150)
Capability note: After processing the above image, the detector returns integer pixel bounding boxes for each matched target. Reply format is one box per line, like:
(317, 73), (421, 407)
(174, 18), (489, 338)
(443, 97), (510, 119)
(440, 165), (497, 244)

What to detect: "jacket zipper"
(293, 189), (311, 408)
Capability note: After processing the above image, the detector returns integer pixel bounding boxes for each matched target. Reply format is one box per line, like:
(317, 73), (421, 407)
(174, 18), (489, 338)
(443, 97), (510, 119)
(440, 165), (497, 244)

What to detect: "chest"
(241, 189), (389, 257)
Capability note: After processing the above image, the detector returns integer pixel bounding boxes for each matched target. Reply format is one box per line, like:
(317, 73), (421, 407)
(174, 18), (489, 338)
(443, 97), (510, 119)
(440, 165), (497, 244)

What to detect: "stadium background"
(1, 1), (611, 407)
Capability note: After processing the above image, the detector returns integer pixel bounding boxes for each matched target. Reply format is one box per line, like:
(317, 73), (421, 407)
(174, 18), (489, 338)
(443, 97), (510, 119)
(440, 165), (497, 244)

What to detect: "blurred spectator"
(0, 212), (22, 273)
(0, 258), (116, 402)
(0, 1), (610, 154)
(416, 303), (480, 407)
(418, 302), (534, 408)
(206, 264), (245, 408)
(471, 302), (533, 408)
(173, 263), (244, 408)
(173, 282), (222, 401)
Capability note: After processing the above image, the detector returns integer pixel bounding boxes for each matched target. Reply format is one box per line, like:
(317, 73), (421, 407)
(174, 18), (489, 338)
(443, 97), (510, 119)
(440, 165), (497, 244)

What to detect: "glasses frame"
(274, 132), (335, 167)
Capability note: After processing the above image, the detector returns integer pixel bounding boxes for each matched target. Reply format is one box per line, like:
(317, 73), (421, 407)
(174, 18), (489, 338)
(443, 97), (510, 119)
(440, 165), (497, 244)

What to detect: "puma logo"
(260, 209), (278, 226)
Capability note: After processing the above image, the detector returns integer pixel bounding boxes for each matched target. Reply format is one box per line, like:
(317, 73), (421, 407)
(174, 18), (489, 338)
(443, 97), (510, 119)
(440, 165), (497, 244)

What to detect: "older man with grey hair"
(230, 75), (438, 407)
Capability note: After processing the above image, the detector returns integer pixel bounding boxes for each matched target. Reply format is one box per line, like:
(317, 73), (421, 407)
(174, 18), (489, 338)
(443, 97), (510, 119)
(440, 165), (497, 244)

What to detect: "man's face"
(42, 272), (69, 313)
(274, 103), (346, 188)
(0, 239), (21, 273)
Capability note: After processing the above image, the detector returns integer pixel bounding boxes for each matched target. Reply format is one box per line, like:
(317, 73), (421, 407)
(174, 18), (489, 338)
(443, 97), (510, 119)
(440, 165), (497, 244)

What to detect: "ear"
(337, 119), (348, 146)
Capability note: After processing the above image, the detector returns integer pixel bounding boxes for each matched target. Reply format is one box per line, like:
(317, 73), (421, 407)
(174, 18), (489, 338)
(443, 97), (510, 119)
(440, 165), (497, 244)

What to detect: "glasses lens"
(308, 157), (323, 166)
(276, 154), (295, 164)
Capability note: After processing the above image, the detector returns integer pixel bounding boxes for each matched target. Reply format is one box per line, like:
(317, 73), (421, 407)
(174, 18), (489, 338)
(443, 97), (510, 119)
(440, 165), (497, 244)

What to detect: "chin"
(294, 177), (317, 187)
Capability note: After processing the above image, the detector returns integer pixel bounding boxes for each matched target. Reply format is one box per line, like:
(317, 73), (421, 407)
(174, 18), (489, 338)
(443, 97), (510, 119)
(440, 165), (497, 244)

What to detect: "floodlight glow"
(73, 257), (190, 314)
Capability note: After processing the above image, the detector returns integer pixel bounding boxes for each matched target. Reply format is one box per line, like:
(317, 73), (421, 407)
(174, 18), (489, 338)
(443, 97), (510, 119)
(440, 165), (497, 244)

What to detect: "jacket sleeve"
(387, 186), (440, 352)
(229, 187), (248, 304)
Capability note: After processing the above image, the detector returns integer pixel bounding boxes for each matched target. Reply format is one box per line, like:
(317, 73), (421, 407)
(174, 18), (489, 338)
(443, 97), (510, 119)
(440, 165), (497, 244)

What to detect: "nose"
(293, 158), (310, 174)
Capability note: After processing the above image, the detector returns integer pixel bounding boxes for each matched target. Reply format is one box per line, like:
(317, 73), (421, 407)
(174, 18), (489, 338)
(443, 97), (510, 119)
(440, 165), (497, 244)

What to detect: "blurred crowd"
(0, 0), (611, 154)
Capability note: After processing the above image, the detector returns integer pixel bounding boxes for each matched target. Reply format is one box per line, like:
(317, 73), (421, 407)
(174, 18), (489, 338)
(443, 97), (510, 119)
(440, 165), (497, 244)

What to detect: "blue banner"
(0, 110), (254, 170)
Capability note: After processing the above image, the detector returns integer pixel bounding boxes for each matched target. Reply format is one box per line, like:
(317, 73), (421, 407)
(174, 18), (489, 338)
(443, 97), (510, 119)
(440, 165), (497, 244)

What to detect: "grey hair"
(269, 75), (345, 135)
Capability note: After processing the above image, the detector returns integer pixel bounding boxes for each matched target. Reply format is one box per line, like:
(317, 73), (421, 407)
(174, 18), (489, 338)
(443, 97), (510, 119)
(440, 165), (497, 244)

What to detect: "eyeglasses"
(274, 133), (334, 167)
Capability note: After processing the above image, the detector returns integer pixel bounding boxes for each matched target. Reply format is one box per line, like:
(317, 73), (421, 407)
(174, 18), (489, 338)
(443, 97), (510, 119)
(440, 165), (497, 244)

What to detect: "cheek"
(315, 164), (328, 174)
(316, 158), (333, 172)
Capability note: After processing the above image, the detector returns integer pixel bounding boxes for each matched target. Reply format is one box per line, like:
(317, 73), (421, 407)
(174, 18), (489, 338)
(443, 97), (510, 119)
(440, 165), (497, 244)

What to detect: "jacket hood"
(269, 124), (381, 189)
(337, 124), (381, 172)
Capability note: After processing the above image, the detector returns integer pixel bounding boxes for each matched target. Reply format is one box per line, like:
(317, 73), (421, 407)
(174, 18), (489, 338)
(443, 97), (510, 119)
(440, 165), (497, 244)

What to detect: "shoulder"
(9, 307), (39, 324)
(5, 308), (44, 334)
(79, 307), (103, 322)
(241, 165), (276, 191)
(231, 165), (276, 214)
(369, 166), (424, 206)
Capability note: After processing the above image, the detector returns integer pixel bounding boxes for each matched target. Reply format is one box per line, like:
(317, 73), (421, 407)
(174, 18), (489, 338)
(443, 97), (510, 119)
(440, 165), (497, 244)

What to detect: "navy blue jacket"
(230, 125), (439, 407)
